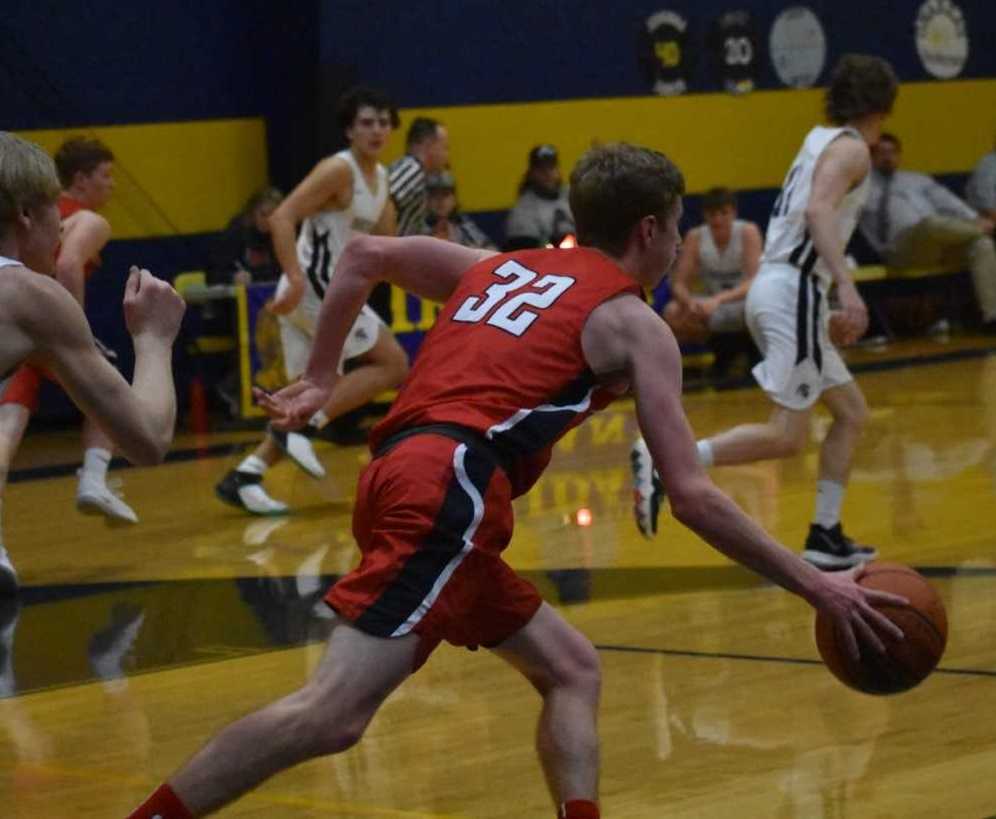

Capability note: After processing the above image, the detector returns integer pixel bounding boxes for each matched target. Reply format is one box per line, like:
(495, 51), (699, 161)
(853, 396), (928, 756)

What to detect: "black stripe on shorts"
(353, 443), (496, 638)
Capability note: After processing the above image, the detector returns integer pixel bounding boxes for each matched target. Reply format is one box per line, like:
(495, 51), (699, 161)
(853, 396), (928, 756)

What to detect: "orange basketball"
(815, 562), (947, 695)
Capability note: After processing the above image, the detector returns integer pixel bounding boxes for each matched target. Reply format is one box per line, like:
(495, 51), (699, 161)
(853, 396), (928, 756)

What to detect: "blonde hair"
(0, 132), (61, 233)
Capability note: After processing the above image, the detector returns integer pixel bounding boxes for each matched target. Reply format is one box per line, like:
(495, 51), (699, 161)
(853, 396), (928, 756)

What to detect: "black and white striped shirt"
(388, 154), (427, 236)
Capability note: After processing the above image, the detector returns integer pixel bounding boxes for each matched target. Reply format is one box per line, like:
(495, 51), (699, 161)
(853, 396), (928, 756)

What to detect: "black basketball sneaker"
(802, 523), (878, 570)
(268, 425), (326, 479)
(215, 469), (289, 516)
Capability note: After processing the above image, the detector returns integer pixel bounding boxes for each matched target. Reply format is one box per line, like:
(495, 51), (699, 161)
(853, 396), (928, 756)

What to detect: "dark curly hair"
(570, 143), (685, 257)
(336, 86), (400, 134)
(406, 117), (442, 150)
(53, 137), (114, 188)
(702, 186), (737, 213)
(825, 54), (898, 125)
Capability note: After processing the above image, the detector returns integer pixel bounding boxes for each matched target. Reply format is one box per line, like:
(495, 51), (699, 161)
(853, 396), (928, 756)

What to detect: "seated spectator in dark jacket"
(504, 144), (574, 249)
(425, 171), (495, 250)
(858, 133), (996, 332)
(207, 187), (284, 285)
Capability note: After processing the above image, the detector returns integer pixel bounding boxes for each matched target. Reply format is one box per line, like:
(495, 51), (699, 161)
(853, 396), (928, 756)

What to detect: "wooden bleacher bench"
(852, 260), (966, 339)
(852, 260), (963, 283)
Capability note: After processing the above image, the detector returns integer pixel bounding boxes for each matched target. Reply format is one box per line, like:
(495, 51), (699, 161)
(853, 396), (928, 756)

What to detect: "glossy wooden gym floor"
(2, 338), (995, 818)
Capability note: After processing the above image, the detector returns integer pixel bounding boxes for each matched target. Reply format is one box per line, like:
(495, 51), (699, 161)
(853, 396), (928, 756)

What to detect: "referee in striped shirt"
(388, 117), (450, 237)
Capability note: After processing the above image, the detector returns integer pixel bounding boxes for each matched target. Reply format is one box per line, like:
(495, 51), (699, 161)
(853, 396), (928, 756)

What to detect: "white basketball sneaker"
(215, 470), (289, 516)
(269, 426), (326, 479)
(630, 437), (665, 539)
(76, 472), (139, 524)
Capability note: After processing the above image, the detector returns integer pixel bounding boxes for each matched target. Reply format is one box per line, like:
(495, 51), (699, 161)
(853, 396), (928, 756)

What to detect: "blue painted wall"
(321, 0), (996, 106)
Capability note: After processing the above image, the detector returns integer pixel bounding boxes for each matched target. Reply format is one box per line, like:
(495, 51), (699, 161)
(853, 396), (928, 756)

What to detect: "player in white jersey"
(216, 87), (409, 515)
(663, 186), (763, 375)
(633, 54), (898, 569)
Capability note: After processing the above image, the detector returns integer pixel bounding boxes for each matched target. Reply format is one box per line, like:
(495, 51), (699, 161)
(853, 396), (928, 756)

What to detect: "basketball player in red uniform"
(0, 132), (184, 593)
(0, 137), (139, 534)
(127, 144), (905, 819)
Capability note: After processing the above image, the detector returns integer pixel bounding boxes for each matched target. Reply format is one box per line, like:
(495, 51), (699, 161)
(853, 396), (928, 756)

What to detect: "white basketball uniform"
(696, 219), (748, 333)
(276, 149), (388, 378)
(746, 126), (869, 409)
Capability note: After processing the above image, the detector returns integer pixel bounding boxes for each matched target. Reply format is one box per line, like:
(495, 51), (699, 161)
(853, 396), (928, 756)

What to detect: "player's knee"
(832, 396), (869, 431)
(311, 716), (369, 756)
(572, 643), (602, 701)
(285, 685), (373, 758)
(770, 425), (807, 458)
(545, 637), (602, 700)
(295, 702), (370, 757)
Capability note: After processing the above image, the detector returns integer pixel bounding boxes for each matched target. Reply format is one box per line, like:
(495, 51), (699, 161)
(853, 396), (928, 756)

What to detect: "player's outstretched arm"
(582, 293), (906, 659)
(21, 267), (184, 465)
(258, 235), (494, 427)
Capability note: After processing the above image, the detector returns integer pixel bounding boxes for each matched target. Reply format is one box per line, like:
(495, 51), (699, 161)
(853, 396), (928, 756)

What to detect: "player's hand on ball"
(815, 565), (908, 661)
(123, 266), (185, 345)
(254, 378), (334, 430)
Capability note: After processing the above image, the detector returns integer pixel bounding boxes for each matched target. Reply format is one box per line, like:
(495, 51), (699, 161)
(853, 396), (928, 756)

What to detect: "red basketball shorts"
(0, 365), (45, 413)
(326, 433), (542, 671)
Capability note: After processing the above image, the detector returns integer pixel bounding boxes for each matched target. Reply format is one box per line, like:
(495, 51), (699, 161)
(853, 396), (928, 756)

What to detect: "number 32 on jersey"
(452, 260), (575, 337)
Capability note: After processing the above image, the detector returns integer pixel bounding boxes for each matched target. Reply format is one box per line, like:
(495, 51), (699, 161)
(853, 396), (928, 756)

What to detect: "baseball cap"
(528, 144), (559, 167)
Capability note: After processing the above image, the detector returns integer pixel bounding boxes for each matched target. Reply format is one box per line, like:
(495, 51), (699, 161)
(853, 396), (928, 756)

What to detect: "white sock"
(237, 454), (268, 475)
(81, 448), (112, 484)
(696, 439), (715, 468)
(813, 479), (845, 529)
(309, 410), (330, 430)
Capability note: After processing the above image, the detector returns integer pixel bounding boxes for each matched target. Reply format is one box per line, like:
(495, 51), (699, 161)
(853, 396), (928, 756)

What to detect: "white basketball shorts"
(745, 263), (852, 410)
(275, 276), (384, 380)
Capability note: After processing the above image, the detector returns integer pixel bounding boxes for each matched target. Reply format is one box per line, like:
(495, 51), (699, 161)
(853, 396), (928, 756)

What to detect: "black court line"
(7, 441), (251, 483)
(3, 567), (994, 697)
(595, 643), (996, 679)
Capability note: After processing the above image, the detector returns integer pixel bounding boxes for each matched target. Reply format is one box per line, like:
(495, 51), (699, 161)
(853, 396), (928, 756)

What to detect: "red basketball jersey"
(57, 193), (100, 277)
(372, 247), (642, 497)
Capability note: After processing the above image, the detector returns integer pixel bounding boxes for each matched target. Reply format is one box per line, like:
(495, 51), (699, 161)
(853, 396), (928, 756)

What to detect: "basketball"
(815, 562), (948, 695)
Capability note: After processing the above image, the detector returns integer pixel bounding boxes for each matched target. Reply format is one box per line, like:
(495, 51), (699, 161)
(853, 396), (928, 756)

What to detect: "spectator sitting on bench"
(504, 144), (574, 249)
(207, 187), (284, 286)
(966, 131), (996, 222)
(664, 186), (763, 376)
(858, 132), (996, 334)
(425, 171), (496, 250)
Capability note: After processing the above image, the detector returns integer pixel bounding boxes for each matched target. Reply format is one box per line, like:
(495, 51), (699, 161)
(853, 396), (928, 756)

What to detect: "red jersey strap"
(57, 193), (85, 219)
(56, 194), (101, 277)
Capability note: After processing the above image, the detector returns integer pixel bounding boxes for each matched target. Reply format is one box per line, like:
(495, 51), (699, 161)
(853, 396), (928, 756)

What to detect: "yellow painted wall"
(17, 118), (269, 240)
(388, 79), (996, 212)
(14, 79), (994, 243)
